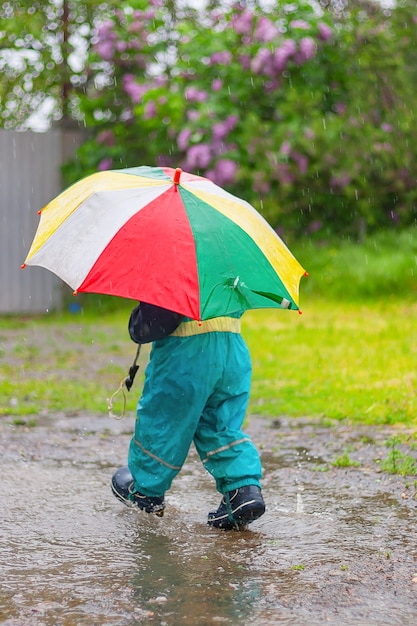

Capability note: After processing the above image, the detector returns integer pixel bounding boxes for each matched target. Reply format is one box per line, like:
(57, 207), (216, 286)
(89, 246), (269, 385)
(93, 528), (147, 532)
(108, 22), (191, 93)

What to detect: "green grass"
(0, 228), (416, 426)
(291, 227), (417, 302)
(379, 436), (417, 475)
(0, 310), (143, 418)
(331, 451), (361, 468)
(243, 299), (416, 425)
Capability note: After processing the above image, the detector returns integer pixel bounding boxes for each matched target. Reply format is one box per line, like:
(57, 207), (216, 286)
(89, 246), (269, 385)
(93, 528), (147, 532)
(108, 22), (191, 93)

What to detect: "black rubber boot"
(111, 466), (165, 517)
(207, 485), (265, 530)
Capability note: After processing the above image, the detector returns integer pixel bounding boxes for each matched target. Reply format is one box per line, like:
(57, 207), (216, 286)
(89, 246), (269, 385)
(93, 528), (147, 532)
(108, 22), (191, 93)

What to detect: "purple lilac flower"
(95, 20), (116, 61)
(280, 141), (291, 156)
(115, 41), (127, 53)
(177, 128), (192, 151)
(98, 157), (112, 171)
(277, 163), (295, 185)
(254, 16), (279, 42)
(374, 142), (393, 152)
(187, 110), (200, 122)
(154, 75), (167, 87)
(333, 102), (347, 115)
(185, 87), (208, 103)
(291, 151), (309, 174)
(290, 19), (310, 30)
(143, 9), (156, 20)
(239, 54), (251, 70)
(212, 122), (228, 142)
(318, 23), (332, 41)
(211, 159), (238, 186)
(264, 78), (280, 93)
(157, 154), (174, 167)
(222, 115), (238, 133)
(330, 173), (351, 188)
(96, 20), (115, 39)
(210, 51), (233, 65)
(307, 220), (323, 233)
(253, 172), (270, 194)
(186, 144), (212, 169)
(251, 48), (274, 75)
(96, 129), (115, 146)
(96, 40), (115, 61)
(295, 37), (317, 64)
(128, 39), (145, 51)
(212, 78), (223, 91)
(228, 115), (238, 129)
(128, 20), (144, 34)
(210, 10), (223, 25)
(212, 115), (238, 141)
(273, 39), (296, 72)
(232, 10), (253, 35)
(143, 101), (157, 119)
(122, 75), (148, 104)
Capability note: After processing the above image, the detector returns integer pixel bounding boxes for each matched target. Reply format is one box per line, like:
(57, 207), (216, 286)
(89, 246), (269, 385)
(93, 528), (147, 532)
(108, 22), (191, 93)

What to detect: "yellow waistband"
(170, 317), (241, 337)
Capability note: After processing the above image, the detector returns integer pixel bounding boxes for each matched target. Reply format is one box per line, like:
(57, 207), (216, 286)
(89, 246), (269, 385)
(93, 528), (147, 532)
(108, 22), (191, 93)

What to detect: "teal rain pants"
(128, 329), (262, 497)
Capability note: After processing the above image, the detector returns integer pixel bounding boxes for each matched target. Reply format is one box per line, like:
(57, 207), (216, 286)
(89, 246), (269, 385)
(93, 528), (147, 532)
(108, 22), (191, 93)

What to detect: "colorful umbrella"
(23, 166), (307, 320)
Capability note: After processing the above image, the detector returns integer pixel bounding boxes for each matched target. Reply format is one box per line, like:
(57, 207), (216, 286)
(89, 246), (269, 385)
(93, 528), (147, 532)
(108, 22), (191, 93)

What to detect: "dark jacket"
(128, 302), (182, 344)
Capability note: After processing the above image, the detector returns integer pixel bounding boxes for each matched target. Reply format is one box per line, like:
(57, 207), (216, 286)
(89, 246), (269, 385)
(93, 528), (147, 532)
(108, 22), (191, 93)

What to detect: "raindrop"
(296, 492), (304, 513)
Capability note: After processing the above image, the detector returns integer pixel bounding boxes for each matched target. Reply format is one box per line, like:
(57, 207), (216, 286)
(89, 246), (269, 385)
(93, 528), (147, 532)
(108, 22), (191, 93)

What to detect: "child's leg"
(128, 339), (207, 497)
(193, 334), (263, 494)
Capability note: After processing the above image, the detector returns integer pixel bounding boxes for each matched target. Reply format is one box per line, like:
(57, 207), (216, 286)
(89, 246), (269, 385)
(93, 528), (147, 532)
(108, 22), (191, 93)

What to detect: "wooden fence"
(0, 128), (84, 314)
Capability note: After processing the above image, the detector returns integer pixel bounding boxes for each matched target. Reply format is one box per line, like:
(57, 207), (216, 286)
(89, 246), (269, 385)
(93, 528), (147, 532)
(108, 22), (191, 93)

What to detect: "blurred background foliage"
(1, 0), (417, 241)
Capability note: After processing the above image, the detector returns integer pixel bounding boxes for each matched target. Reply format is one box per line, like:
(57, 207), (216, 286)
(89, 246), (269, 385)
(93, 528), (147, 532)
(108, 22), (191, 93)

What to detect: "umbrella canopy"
(23, 166), (306, 320)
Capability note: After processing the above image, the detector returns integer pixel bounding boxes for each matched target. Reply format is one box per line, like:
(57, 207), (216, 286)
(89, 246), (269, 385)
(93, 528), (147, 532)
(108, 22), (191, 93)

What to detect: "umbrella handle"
(125, 344), (141, 390)
(107, 344), (142, 419)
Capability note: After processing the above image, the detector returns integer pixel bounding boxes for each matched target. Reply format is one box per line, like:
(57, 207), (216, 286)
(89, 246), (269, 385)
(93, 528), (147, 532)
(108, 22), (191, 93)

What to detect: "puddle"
(1, 414), (416, 625)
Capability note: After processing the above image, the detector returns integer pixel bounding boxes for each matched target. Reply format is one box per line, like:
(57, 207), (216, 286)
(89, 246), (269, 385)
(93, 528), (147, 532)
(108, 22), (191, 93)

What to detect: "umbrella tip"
(21, 263), (26, 269)
(73, 290), (78, 296)
(298, 310), (303, 315)
(173, 168), (182, 186)
(304, 271), (309, 277)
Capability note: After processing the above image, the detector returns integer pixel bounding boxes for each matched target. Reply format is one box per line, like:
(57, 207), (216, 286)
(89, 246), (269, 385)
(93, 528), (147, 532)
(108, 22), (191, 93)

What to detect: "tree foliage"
(2, 0), (417, 238)
(0, 0), (116, 126)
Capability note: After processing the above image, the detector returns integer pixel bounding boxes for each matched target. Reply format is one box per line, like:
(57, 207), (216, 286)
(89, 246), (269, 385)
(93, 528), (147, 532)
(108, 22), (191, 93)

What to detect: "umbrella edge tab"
(173, 168), (182, 187)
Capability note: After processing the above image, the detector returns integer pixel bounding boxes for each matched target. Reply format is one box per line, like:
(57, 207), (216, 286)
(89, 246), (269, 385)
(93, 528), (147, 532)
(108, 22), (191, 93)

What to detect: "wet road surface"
(1, 414), (416, 625)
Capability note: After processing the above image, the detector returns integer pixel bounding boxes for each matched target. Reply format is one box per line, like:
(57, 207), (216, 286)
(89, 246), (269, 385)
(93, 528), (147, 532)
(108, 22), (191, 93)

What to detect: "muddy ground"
(1, 408), (417, 625)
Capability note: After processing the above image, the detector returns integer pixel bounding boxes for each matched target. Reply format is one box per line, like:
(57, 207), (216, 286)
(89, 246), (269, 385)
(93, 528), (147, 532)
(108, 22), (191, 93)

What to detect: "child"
(111, 301), (265, 530)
